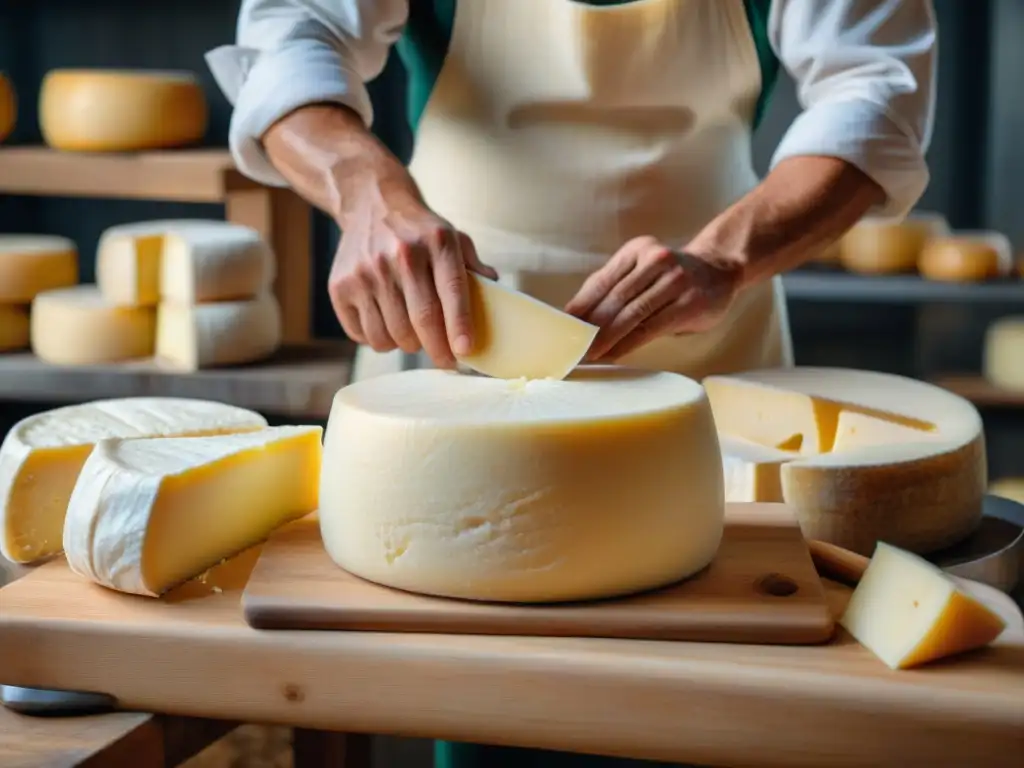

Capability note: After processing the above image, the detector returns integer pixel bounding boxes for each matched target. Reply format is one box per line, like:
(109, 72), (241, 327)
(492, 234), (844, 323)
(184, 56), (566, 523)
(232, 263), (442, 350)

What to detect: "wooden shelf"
(931, 374), (1024, 408)
(784, 268), (1024, 305)
(0, 343), (353, 420)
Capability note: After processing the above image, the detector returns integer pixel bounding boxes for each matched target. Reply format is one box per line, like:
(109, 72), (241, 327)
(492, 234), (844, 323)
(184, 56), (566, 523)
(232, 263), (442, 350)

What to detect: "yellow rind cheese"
(839, 213), (949, 275)
(0, 235), (78, 303)
(0, 305), (30, 352)
(918, 232), (1012, 283)
(0, 72), (15, 143)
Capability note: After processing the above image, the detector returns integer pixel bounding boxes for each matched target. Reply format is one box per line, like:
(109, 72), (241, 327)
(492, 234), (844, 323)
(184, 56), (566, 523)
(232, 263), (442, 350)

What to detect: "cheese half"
(0, 398), (267, 564)
(983, 316), (1024, 391)
(840, 541), (1007, 669)
(0, 305), (30, 352)
(320, 366), (724, 603)
(0, 235), (78, 303)
(0, 72), (15, 143)
(63, 425), (322, 596)
(156, 295), (281, 371)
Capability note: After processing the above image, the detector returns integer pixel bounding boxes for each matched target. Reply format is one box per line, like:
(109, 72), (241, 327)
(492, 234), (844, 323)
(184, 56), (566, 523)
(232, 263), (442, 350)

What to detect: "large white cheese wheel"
(839, 213), (949, 275)
(97, 220), (274, 307)
(918, 232), (1012, 283)
(0, 398), (267, 564)
(0, 305), (29, 352)
(31, 285), (155, 365)
(706, 368), (985, 556)
(156, 294), (281, 371)
(39, 69), (207, 152)
(64, 425), (321, 596)
(320, 367), (725, 603)
(983, 316), (1024, 391)
(0, 235), (78, 303)
(0, 72), (15, 143)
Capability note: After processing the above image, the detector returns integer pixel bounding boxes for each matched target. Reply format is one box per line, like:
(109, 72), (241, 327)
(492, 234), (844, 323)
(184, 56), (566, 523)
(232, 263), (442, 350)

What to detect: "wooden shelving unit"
(932, 375), (1024, 408)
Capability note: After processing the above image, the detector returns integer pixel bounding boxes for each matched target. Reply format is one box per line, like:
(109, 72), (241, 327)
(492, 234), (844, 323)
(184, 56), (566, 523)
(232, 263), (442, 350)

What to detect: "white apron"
(353, 0), (793, 382)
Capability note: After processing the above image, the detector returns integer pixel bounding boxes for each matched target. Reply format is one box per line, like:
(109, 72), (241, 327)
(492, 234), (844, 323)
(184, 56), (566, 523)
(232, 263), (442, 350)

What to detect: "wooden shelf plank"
(0, 343), (353, 419)
(932, 374), (1024, 408)
(784, 268), (1024, 304)
(0, 146), (259, 202)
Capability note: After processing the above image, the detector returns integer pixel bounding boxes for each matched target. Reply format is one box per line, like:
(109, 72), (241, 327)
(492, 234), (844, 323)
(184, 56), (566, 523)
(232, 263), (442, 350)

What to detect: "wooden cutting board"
(242, 502), (835, 645)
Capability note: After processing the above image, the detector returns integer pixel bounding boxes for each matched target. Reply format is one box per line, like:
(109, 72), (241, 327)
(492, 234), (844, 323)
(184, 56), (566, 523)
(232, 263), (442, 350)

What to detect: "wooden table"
(1, 547), (1022, 768)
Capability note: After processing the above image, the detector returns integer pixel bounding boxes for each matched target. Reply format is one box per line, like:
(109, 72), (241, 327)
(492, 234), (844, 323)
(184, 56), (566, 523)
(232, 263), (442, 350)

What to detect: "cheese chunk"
(720, 437), (791, 503)
(0, 305), (29, 352)
(320, 366), (724, 603)
(705, 368), (984, 556)
(0, 72), (15, 143)
(156, 295), (281, 371)
(31, 285), (155, 365)
(0, 398), (267, 564)
(40, 69), (207, 152)
(918, 232), (1012, 283)
(983, 316), (1024, 392)
(839, 213), (949, 275)
(97, 220), (273, 306)
(840, 542), (1007, 669)
(456, 274), (598, 380)
(0, 235), (78, 303)
(63, 426), (322, 596)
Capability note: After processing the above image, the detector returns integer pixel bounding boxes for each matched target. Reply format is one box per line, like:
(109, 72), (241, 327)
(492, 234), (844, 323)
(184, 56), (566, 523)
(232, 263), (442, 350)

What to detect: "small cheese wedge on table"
(0, 398), (267, 564)
(840, 542), (1007, 669)
(63, 425), (322, 597)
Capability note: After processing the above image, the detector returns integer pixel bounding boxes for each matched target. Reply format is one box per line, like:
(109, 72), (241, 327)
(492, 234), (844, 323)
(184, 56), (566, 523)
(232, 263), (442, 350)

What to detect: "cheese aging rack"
(0, 146), (352, 419)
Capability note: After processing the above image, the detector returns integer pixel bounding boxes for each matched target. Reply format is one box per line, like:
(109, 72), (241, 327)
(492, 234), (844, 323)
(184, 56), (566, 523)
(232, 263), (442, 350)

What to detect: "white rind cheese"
(0, 305), (30, 352)
(983, 316), (1024, 392)
(63, 425), (322, 596)
(0, 235), (78, 303)
(320, 366), (725, 603)
(0, 398), (267, 564)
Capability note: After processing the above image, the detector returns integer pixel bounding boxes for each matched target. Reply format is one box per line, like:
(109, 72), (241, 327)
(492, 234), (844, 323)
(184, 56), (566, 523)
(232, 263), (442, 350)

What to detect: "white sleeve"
(767, 0), (937, 219)
(205, 0), (408, 187)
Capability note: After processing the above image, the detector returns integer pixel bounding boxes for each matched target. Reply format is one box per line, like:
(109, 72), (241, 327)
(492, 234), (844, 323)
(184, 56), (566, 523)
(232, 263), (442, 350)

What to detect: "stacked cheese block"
(0, 235), (79, 353)
(31, 220), (281, 370)
(0, 397), (322, 597)
(0, 71), (15, 143)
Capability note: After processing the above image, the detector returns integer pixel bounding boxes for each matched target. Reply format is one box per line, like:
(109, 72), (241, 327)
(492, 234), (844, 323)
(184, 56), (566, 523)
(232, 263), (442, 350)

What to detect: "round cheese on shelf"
(918, 232), (1012, 283)
(155, 294), (281, 371)
(39, 69), (207, 152)
(320, 367), (725, 603)
(0, 235), (78, 303)
(705, 368), (985, 556)
(0, 72), (15, 143)
(983, 316), (1024, 391)
(0, 305), (29, 352)
(97, 220), (274, 307)
(31, 285), (155, 365)
(839, 213), (949, 275)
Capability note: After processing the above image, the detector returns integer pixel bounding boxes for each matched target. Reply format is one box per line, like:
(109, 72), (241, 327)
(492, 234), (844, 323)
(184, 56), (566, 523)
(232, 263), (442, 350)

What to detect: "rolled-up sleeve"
(768, 0), (937, 218)
(205, 0), (408, 186)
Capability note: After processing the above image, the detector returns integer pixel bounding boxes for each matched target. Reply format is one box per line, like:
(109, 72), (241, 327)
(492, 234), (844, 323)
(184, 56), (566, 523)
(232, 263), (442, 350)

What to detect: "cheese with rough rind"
(720, 436), (791, 503)
(97, 220), (274, 306)
(983, 316), (1024, 392)
(456, 274), (598, 380)
(918, 232), (1012, 283)
(63, 425), (321, 596)
(0, 398), (267, 564)
(320, 366), (724, 603)
(39, 69), (207, 151)
(0, 235), (78, 303)
(156, 295), (281, 371)
(839, 213), (949, 275)
(705, 368), (985, 556)
(0, 72), (15, 143)
(840, 541), (1007, 669)
(31, 285), (155, 365)
(0, 305), (29, 352)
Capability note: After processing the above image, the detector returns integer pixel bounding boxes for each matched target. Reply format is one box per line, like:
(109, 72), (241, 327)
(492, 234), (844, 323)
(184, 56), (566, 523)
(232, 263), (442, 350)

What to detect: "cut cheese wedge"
(456, 274), (598, 380)
(321, 366), (724, 602)
(840, 542), (1007, 669)
(156, 295), (281, 371)
(0, 305), (30, 352)
(0, 398), (267, 564)
(0, 71), (14, 143)
(705, 368), (985, 556)
(720, 436), (791, 503)
(63, 425), (322, 596)
(0, 235), (78, 303)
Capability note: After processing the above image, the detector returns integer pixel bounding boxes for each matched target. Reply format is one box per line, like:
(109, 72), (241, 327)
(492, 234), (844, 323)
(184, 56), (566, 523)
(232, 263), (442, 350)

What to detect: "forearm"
(687, 156), (884, 286)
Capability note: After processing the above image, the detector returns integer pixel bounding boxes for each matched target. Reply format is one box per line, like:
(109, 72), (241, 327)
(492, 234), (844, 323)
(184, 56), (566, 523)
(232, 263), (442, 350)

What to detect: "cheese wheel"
(0, 72), (15, 143)
(0, 398), (267, 564)
(983, 316), (1024, 391)
(0, 235), (78, 303)
(0, 305), (30, 352)
(31, 285), (155, 365)
(839, 213), (949, 275)
(39, 69), (207, 152)
(97, 220), (274, 307)
(320, 367), (725, 603)
(706, 368), (985, 556)
(156, 295), (281, 371)
(918, 232), (1012, 283)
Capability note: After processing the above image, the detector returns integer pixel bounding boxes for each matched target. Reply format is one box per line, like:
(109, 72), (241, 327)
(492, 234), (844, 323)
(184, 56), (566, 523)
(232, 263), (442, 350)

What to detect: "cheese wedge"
(0, 235), (78, 303)
(156, 295), (282, 371)
(0, 398), (267, 564)
(840, 542), (1007, 669)
(321, 366), (724, 603)
(63, 426), (322, 596)
(0, 305), (30, 352)
(456, 274), (598, 380)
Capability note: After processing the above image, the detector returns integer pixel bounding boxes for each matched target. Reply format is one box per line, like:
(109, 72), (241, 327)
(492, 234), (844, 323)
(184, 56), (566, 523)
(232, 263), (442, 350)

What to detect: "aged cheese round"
(31, 285), (155, 365)
(918, 233), (1012, 283)
(0, 235), (78, 303)
(983, 316), (1024, 391)
(0, 305), (30, 352)
(839, 213), (949, 275)
(706, 368), (985, 556)
(39, 69), (207, 152)
(0, 72), (15, 143)
(320, 367), (725, 603)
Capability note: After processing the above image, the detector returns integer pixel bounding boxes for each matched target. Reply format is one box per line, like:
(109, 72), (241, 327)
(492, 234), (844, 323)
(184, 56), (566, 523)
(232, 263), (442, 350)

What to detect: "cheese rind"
(0, 235), (78, 303)
(840, 542), (1007, 669)
(0, 305), (30, 352)
(983, 316), (1024, 392)
(918, 232), (1012, 283)
(456, 274), (598, 380)
(63, 426), (322, 596)
(156, 294), (281, 371)
(0, 398), (267, 564)
(321, 367), (724, 603)
(0, 72), (15, 143)
(31, 285), (155, 365)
